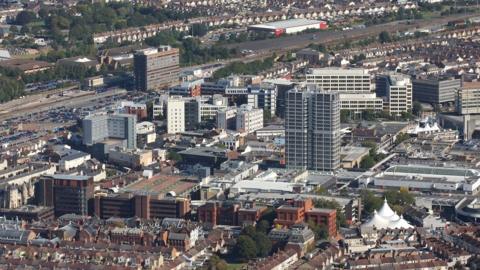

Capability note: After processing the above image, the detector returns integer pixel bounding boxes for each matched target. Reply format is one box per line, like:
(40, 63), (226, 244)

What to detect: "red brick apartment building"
(275, 198), (337, 237)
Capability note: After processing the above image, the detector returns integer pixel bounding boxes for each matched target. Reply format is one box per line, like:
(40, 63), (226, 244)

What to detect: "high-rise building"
(82, 113), (137, 149)
(167, 97), (186, 134)
(50, 174), (94, 217)
(248, 83), (277, 116)
(217, 107), (237, 130)
(306, 68), (372, 92)
(285, 86), (340, 171)
(413, 76), (461, 105)
(376, 73), (412, 116)
(457, 82), (480, 115)
(236, 104), (264, 134)
(134, 46), (180, 91)
(305, 68), (382, 114)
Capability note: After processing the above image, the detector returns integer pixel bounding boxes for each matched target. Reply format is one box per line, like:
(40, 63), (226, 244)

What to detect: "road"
(225, 13), (480, 52)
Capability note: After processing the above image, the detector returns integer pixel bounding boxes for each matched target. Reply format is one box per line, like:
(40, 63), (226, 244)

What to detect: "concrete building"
(118, 101), (148, 121)
(263, 78), (295, 118)
(167, 97), (186, 134)
(134, 46), (180, 91)
(275, 198), (337, 237)
(199, 95), (228, 121)
(49, 175), (94, 217)
(359, 164), (480, 195)
(136, 121), (156, 148)
(59, 151), (91, 171)
(108, 148), (153, 169)
(217, 107), (237, 130)
(248, 83), (277, 116)
(296, 48), (324, 65)
(457, 82), (480, 115)
(82, 113), (137, 149)
(248, 18), (327, 37)
(376, 73), (412, 116)
(338, 93), (383, 113)
(412, 77), (461, 105)
(306, 68), (372, 93)
(94, 193), (190, 220)
(169, 78), (203, 97)
(236, 104), (264, 134)
(285, 86), (340, 171)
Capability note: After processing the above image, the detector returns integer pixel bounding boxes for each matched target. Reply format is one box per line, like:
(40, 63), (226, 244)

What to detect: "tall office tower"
(457, 82), (480, 115)
(306, 68), (383, 114)
(247, 83), (278, 116)
(217, 107), (237, 130)
(51, 175), (94, 217)
(305, 68), (372, 92)
(285, 86), (340, 171)
(167, 97), (186, 134)
(83, 113), (137, 149)
(236, 104), (264, 134)
(134, 46), (180, 91)
(376, 73), (412, 116)
(412, 76), (461, 105)
(184, 98), (201, 130)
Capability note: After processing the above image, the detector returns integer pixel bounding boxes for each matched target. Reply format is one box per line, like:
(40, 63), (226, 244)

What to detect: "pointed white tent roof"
(378, 198), (395, 219)
(389, 212), (400, 222)
(390, 215), (414, 229)
(362, 210), (390, 229)
(362, 199), (413, 230)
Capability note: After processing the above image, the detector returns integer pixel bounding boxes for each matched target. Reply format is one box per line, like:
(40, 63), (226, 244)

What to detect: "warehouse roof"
(385, 165), (480, 178)
(249, 18), (323, 30)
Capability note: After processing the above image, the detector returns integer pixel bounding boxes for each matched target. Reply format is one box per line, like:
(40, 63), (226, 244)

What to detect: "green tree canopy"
(360, 155), (376, 169)
(235, 235), (257, 262)
(15, 11), (37, 25)
(378, 31), (392, 43)
(0, 76), (25, 103)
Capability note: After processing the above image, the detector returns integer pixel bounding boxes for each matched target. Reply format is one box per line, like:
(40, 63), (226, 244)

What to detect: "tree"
(385, 189), (415, 207)
(361, 141), (377, 149)
(308, 221), (329, 240)
(235, 235), (257, 262)
(378, 31), (392, 43)
(361, 190), (383, 214)
(206, 255), (228, 270)
(242, 225), (257, 239)
(259, 207), (276, 226)
(412, 101), (423, 117)
(315, 186), (328, 195)
(256, 220), (270, 234)
(263, 109), (272, 123)
(255, 232), (272, 257)
(0, 76), (25, 103)
(362, 110), (377, 121)
(395, 132), (410, 145)
(191, 23), (208, 37)
(314, 199), (348, 228)
(341, 110), (352, 122)
(167, 151), (182, 162)
(16, 11), (37, 25)
(360, 155), (376, 169)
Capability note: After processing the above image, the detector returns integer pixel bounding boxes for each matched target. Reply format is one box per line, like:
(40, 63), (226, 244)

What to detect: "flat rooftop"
(341, 146), (370, 162)
(179, 147), (226, 157)
(50, 174), (91, 181)
(307, 67), (369, 76)
(385, 165), (480, 178)
(250, 18), (323, 30)
(231, 180), (296, 192)
(123, 173), (197, 197)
